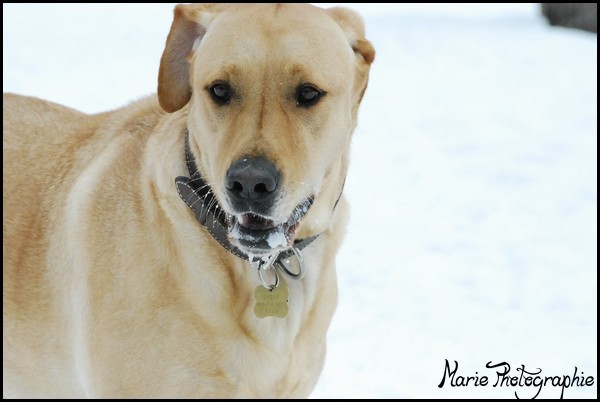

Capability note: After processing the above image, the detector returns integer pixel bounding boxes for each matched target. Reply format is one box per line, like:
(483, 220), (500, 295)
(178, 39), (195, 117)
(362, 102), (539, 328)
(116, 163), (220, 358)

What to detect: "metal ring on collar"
(258, 264), (279, 290)
(275, 246), (305, 280)
(257, 253), (280, 289)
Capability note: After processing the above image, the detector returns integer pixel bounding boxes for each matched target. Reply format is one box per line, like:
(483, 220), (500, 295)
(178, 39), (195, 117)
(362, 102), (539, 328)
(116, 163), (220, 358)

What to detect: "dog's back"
(3, 94), (165, 397)
(3, 93), (100, 397)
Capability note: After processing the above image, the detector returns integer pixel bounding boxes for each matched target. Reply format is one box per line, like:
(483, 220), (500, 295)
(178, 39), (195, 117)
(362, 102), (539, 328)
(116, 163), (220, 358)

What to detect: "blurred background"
(3, 3), (597, 398)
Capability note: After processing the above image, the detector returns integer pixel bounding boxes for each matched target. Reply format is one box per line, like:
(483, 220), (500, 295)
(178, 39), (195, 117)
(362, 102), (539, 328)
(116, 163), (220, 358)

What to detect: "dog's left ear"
(158, 4), (224, 113)
(327, 7), (375, 108)
(326, 7), (375, 66)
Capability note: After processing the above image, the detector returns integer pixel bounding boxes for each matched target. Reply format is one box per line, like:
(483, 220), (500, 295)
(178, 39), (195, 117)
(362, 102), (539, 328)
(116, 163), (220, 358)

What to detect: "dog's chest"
(215, 279), (327, 397)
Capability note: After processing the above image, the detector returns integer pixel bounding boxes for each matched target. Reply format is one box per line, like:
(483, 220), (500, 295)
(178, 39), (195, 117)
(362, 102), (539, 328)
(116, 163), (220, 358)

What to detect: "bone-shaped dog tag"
(254, 284), (289, 318)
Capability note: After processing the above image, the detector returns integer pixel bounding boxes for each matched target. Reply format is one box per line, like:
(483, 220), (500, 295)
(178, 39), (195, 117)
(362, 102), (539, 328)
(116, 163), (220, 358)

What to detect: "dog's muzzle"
(175, 130), (321, 262)
(224, 156), (313, 255)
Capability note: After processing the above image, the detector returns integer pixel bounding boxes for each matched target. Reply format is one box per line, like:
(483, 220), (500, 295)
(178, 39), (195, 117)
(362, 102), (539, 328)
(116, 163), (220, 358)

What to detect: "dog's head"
(159, 3), (374, 257)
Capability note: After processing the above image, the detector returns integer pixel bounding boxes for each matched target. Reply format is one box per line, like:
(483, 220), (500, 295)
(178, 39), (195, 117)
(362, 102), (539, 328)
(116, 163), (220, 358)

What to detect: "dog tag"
(254, 284), (289, 318)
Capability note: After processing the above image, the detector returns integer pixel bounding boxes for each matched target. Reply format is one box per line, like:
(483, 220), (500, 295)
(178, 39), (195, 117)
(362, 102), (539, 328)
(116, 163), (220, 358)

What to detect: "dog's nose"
(226, 157), (280, 214)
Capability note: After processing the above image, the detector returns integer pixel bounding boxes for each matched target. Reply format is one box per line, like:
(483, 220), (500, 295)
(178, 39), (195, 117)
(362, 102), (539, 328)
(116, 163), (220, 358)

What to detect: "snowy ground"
(3, 4), (597, 399)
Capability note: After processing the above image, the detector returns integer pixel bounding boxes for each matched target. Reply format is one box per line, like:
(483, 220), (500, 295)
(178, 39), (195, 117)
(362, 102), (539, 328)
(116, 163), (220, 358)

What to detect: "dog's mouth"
(227, 198), (314, 256)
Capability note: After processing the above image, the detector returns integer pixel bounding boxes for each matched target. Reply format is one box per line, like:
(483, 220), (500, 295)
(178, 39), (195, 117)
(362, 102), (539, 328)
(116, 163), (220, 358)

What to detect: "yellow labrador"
(3, 3), (374, 398)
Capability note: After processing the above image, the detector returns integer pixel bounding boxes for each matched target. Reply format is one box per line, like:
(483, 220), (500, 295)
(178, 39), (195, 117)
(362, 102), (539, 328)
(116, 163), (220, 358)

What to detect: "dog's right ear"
(158, 4), (223, 113)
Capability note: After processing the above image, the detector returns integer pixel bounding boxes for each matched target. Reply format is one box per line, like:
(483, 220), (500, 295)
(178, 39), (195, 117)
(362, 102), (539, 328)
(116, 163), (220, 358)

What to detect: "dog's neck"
(174, 130), (320, 265)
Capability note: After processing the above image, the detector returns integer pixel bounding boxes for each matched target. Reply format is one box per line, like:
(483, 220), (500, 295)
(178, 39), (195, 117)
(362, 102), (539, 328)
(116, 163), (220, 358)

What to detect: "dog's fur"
(3, 3), (374, 398)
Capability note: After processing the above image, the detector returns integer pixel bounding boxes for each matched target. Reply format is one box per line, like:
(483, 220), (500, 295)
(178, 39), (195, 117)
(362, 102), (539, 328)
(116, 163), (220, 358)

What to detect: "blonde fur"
(3, 3), (373, 398)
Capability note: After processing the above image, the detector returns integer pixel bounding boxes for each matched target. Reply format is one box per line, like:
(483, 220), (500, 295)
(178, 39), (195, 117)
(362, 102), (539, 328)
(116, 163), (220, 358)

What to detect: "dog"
(3, 3), (374, 398)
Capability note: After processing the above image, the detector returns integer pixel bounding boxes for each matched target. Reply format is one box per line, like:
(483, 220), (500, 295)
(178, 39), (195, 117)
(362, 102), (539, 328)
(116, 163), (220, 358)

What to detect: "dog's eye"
(296, 84), (323, 108)
(208, 82), (231, 105)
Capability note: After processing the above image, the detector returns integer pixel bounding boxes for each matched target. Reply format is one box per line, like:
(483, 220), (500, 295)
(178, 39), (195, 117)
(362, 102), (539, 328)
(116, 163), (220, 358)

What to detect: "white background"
(3, 3), (597, 399)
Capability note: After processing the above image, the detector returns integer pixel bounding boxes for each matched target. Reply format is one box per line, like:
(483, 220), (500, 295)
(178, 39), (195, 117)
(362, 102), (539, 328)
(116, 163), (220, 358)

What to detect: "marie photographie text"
(438, 359), (595, 399)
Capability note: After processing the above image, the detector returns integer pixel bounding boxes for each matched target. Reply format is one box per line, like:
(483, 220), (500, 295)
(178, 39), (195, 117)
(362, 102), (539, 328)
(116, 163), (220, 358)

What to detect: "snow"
(266, 229), (288, 249)
(3, 3), (597, 399)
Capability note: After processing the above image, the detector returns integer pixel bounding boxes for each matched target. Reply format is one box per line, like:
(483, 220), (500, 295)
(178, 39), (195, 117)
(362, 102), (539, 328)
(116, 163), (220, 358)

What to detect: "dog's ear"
(326, 7), (375, 109)
(326, 7), (375, 66)
(158, 4), (223, 113)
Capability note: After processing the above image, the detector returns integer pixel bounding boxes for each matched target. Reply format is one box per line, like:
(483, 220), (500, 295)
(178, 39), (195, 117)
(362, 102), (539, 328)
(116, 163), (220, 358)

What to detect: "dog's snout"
(226, 157), (280, 213)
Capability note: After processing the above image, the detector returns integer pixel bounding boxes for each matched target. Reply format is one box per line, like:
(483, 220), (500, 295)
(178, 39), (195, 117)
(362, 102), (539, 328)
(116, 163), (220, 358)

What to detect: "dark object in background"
(541, 3), (597, 33)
